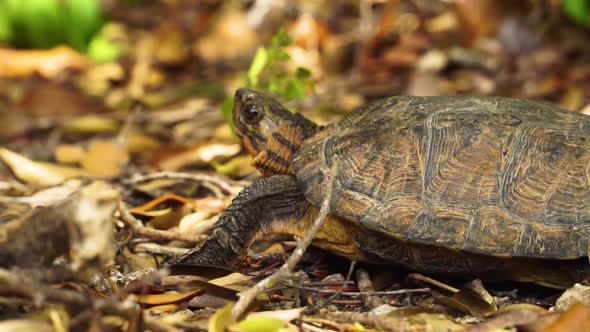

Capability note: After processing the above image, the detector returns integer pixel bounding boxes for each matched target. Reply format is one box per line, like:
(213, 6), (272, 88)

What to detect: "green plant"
(222, 28), (314, 128)
(0, 0), (118, 61)
(563, 0), (589, 26)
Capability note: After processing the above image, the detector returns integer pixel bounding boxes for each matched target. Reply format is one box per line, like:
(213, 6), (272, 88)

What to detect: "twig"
(231, 156), (341, 319)
(118, 201), (205, 244)
(134, 242), (190, 256)
(304, 260), (357, 314)
(408, 273), (459, 293)
(294, 286), (430, 297)
(125, 171), (244, 197)
(356, 268), (385, 308)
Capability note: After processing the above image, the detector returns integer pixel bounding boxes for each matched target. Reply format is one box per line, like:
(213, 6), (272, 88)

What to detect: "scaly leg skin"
(168, 175), (309, 268)
(168, 174), (366, 270)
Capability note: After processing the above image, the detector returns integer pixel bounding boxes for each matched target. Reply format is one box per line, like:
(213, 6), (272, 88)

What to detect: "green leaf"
(209, 303), (235, 332)
(272, 49), (290, 61)
(87, 35), (120, 62)
(0, 2), (12, 42)
(247, 47), (269, 88)
(285, 79), (306, 100)
(19, 0), (64, 49)
(563, 0), (589, 25)
(270, 28), (292, 49)
(295, 67), (311, 80)
(237, 317), (284, 332)
(0, 0), (103, 51)
(221, 96), (235, 130)
(65, 0), (104, 51)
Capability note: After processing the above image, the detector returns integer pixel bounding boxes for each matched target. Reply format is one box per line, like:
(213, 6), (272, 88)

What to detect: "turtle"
(172, 88), (590, 287)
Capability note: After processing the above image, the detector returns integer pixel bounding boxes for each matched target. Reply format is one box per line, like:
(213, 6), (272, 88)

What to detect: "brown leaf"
(55, 144), (85, 164)
(434, 289), (495, 318)
(466, 307), (546, 332)
(541, 303), (590, 332)
(136, 288), (204, 308)
(0, 46), (88, 78)
(80, 140), (129, 178)
(146, 303), (180, 314)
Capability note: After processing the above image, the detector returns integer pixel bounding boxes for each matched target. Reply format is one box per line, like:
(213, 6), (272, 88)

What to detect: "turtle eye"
(243, 104), (262, 124)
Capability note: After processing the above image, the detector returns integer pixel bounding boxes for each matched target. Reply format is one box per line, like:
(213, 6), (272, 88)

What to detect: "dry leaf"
(178, 212), (217, 235)
(146, 304), (180, 314)
(154, 143), (240, 171)
(80, 140), (129, 178)
(194, 9), (257, 62)
(61, 116), (119, 134)
(434, 289), (496, 318)
(0, 148), (67, 186)
(0, 46), (88, 78)
(555, 284), (590, 311)
(55, 144), (86, 164)
(209, 273), (254, 287)
(245, 308), (304, 324)
(0, 319), (54, 332)
(542, 303), (590, 332)
(137, 288), (204, 307)
(407, 313), (465, 332)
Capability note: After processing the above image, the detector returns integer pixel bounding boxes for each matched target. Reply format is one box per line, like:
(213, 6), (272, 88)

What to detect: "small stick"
(134, 242), (190, 256)
(304, 260), (357, 314)
(118, 201), (205, 244)
(408, 273), (459, 293)
(356, 268), (385, 308)
(294, 286), (430, 297)
(230, 157), (341, 319)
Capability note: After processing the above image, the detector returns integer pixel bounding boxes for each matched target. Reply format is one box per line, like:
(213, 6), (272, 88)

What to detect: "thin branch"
(408, 273), (459, 293)
(118, 201), (206, 244)
(294, 286), (430, 297)
(231, 156), (341, 319)
(304, 260), (357, 314)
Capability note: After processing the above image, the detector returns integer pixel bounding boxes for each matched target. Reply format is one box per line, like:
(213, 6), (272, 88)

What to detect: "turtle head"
(233, 88), (318, 176)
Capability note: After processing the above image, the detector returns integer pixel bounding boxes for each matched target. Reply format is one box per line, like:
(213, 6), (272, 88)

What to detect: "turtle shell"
(291, 96), (590, 259)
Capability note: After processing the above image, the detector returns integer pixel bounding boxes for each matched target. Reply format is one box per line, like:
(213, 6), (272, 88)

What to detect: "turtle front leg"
(169, 175), (308, 268)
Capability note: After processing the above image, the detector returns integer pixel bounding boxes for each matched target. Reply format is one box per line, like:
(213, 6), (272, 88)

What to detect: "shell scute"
(291, 96), (590, 258)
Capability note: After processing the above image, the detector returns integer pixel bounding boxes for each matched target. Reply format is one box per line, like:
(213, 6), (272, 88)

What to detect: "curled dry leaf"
(1, 180), (82, 207)
(434, 289), (495, 318)
(0, 148), (68, 187)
